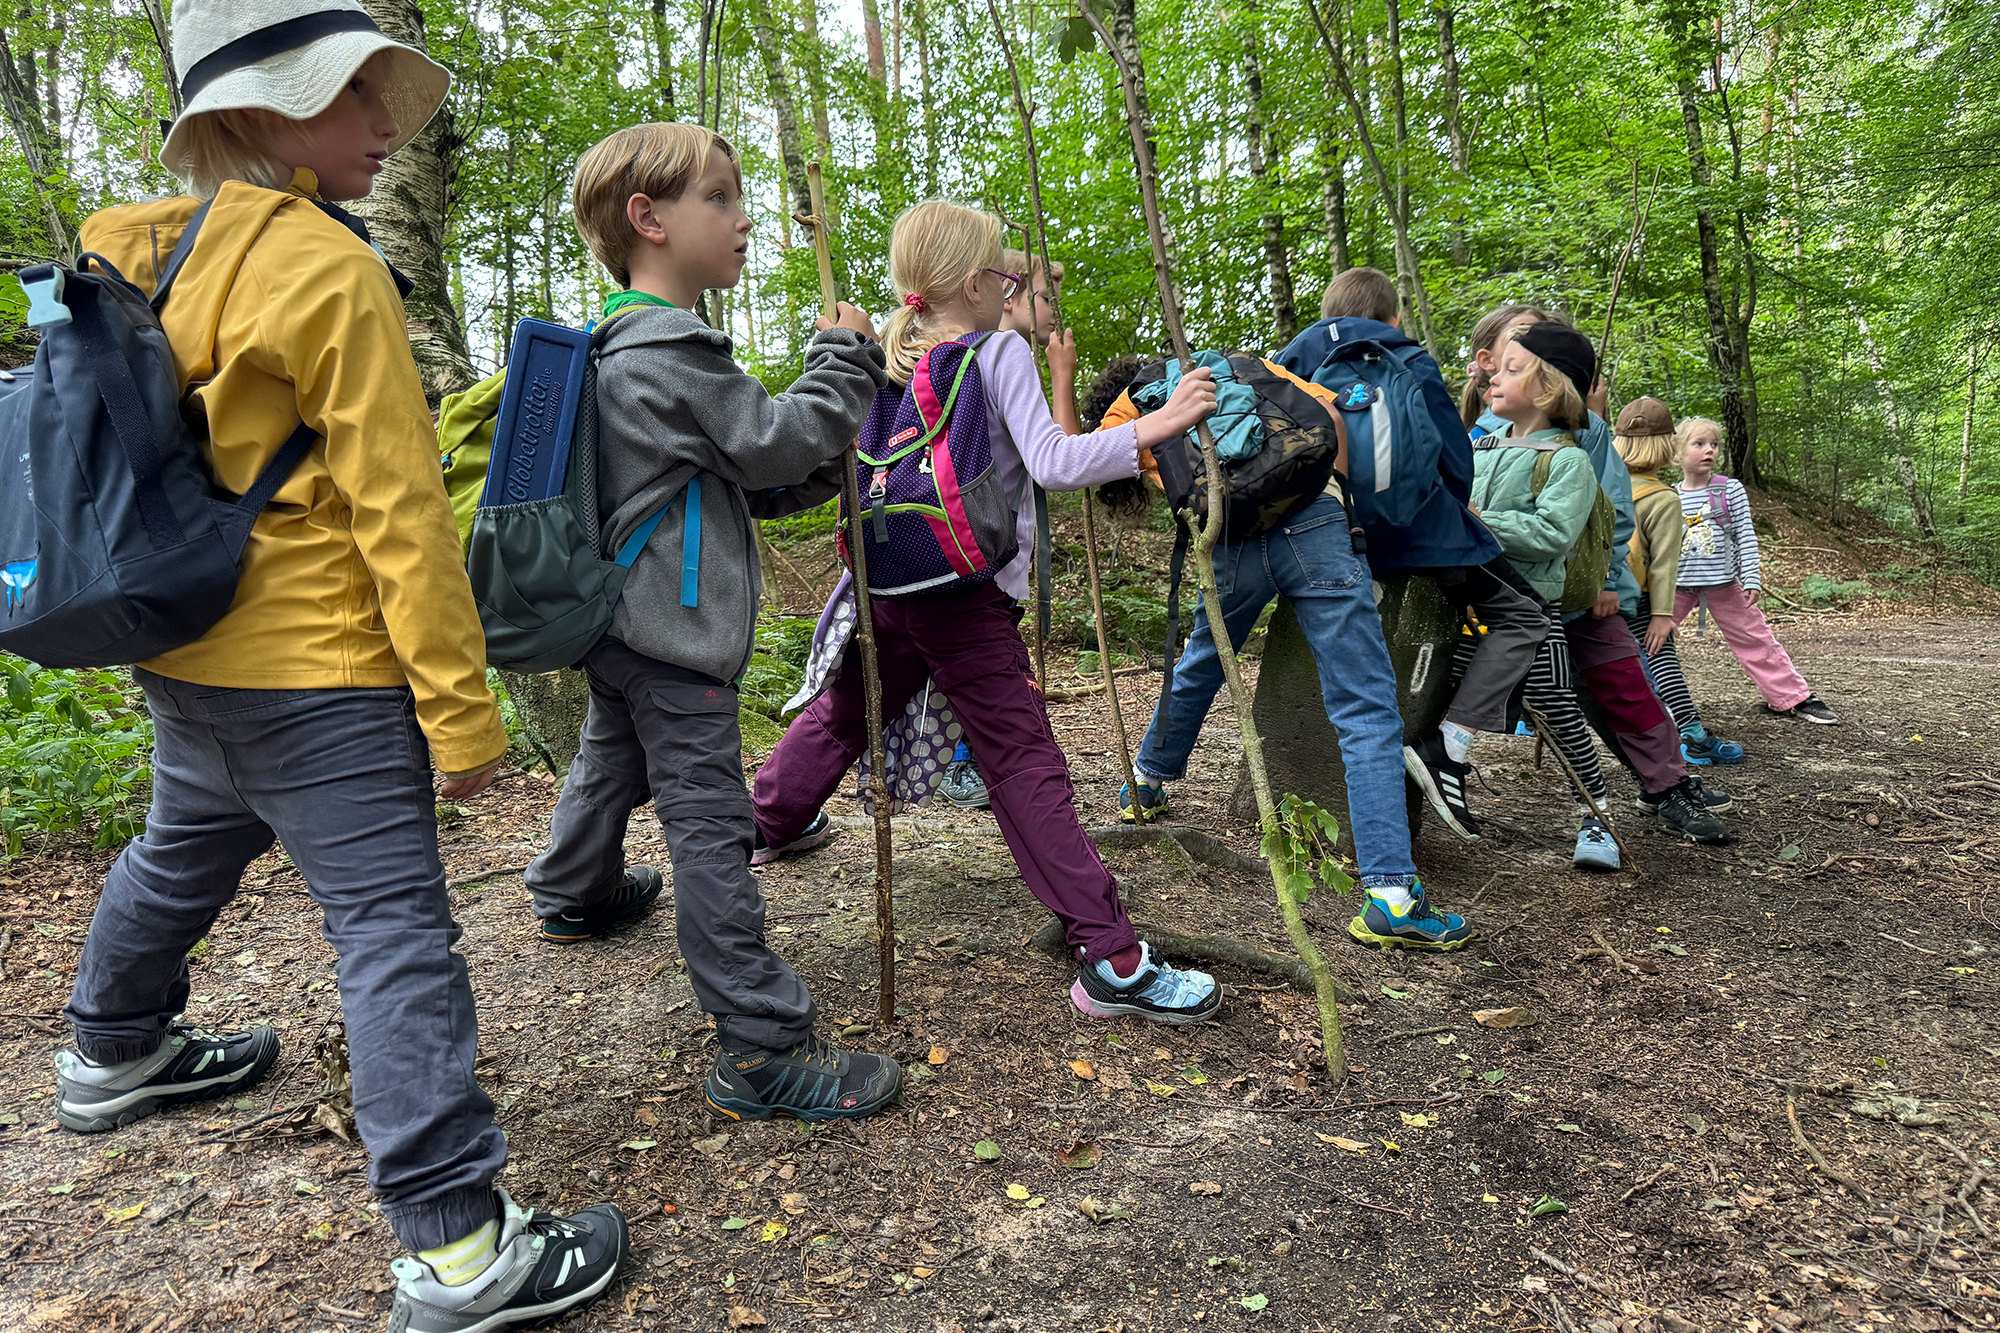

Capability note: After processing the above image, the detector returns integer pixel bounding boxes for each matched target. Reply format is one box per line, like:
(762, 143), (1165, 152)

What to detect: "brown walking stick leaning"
(1081, 4), (1348, 1077)
(796, 162), (897, 1025)
(985, 5), (1147, 819)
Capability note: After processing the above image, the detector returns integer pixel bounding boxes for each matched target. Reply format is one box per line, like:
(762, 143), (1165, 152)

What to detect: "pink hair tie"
(903, 293), (927, 312)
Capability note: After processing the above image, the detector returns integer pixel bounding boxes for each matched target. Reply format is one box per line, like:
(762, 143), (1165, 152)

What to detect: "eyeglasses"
(985, 268), (1024, 301)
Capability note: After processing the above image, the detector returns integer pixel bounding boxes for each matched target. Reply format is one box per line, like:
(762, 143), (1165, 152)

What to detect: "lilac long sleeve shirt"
(971, 330), (1142, 601)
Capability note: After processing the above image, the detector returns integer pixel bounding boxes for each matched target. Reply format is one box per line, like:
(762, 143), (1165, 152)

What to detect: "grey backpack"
(0, 202), (314, 668)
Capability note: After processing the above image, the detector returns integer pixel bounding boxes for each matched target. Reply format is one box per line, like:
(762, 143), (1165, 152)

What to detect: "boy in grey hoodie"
(523, 122), (902, 1122)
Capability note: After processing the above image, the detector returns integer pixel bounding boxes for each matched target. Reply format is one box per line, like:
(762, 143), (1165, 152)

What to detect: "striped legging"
(1447, 606), (1609, 803)
(1625, 595), (1700, 732)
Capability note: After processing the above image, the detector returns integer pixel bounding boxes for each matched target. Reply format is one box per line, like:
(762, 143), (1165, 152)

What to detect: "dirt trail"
(2, 609), (1997, 1332)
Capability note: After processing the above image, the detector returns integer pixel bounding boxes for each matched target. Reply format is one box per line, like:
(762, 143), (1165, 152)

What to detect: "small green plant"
(1260, 795), (1357, 905)
(1794, 573), (1870, 606)
(0, 659), (153, 855)
(739, 612), (818, 722)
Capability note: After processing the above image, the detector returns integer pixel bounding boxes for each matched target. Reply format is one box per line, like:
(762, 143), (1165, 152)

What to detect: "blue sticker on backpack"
(1337, 382), (1378, 412)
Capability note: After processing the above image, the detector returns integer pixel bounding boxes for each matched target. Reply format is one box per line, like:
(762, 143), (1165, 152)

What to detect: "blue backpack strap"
(613, 476), (703, 609)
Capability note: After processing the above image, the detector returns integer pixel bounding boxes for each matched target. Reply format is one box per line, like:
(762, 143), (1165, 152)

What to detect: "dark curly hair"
(1081, 355), (1152, 518)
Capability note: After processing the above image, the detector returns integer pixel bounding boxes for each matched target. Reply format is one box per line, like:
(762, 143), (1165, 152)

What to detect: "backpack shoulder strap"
(148, 199), (215, 311)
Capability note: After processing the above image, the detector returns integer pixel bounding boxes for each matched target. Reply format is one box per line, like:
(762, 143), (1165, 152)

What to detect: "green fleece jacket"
(1469, 429), (1600, 603)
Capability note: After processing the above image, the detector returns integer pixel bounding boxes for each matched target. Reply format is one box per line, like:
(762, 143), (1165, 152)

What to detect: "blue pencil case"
(480, 317), (591, 508)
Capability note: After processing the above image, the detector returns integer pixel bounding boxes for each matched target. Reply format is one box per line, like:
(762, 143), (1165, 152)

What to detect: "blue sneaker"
(1118, 775), (1171, 824)
(1514, 721), (1535, 737)
(940, 753), (991, 809)
(1346, 882), (1476, 952)
(1070, 942), (1222, 1023)
(1572, 816), (1620, 872)
(1681, 734), (1746, 766)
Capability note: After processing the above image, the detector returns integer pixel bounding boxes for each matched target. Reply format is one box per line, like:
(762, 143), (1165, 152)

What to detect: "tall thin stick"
(1599, 165), (1664, 375)
(986, 1), (1145, 818)
(1082, 5), (1346, 1079)
(798, 163), (897, 1025)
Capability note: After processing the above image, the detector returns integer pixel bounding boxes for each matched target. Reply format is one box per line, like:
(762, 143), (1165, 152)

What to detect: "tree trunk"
(800, 0), (834, 157)
(1959, 340), (1983, 510)
(1678, 77), (1756, 487)
(352, 0), (478, 405)
(1320, 131), (1349, 274)
(648, 0), (676, 118)
(1895, 455), (1937, 541)
(749, 1), (814, 224)
(140, 0), (180, 117)
(913, 0), (936, 192)
(860, 0), (886, 83)
(1435, 4), (1467, 264)
(1240, 0), (1296, 345)
(0, 23), (71, 259)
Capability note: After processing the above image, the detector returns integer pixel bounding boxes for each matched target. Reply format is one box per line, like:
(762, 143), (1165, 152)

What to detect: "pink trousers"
(1671, 584), (1812, 711)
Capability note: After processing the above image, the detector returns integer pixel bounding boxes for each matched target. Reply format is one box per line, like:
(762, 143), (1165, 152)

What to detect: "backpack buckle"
(19, 268), (70, 329)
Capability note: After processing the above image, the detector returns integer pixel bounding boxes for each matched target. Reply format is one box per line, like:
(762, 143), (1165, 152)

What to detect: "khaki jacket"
(78, 170), (505, 773)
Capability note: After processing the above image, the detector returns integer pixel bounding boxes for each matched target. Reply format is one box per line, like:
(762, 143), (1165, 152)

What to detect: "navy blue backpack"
(1314, 334), (1449, 535)
(0, 202), (313, 668)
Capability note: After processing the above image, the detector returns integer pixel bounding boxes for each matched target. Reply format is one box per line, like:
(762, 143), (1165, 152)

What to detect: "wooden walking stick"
(983, 24), (1147, 817)
(796, 162), (897, 1025)
(1081, 5), (1348, 1078)
(1599, 165), (1663, 383)
(996, 211), (1054, 692)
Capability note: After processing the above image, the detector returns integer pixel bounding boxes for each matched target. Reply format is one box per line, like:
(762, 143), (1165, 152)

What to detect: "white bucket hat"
(160, 0), (451, 179)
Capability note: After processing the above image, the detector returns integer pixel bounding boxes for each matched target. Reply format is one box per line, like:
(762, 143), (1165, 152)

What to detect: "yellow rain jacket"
(77, 170), (506, 775)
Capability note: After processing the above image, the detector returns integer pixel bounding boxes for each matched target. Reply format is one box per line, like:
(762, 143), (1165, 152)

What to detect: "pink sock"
(1104, 945), (1144, 979)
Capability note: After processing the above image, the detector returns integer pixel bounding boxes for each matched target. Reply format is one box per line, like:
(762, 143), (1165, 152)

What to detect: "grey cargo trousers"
(524, 638), (818, 1051)
(64, 672), (504, 1253)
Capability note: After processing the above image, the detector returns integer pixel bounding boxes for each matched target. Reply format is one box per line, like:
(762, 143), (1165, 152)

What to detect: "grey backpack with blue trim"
(0, 203), (315, 669)
(463, 314), (690, 673)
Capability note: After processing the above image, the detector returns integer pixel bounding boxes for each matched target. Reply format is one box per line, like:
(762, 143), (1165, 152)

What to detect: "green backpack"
(436, 370), (506, 554)
(1530, 438), (1617, 615)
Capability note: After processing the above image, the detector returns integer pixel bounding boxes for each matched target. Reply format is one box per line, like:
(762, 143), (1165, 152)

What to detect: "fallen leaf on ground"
(1058, 1140), (1102, 1170)
(1069, 1059), (1096, 1080)
(1474, 1006), (1537, 1029)
(1399, 1112), (1435, 1129)
(758, 1220), (787, 1242)
(1554, 1123), (1581, 1134)
(911, 1265), (934, 1278)
(1078, 1197), (1134, 1224)
(1188, 1181), (1223, 1196)
(1240, 1294), (1269, 1311)
(634, 1107), (659, 1126)
(727, 1307), (766, 1329)
(973, 1139), (1001, 1162)
(927, 1046), (949, 1066)
(720, 1217), (751, 1231)
(103, 1202), (144, 1224)
(1005, 1183), (1031, 1201)
(1145, 1080), (1177, 1097)
(693, 1133), (730, 1154)
(780, 1193), (807, 1215)
(619, 1140), (657, 1151)
(1530, 1195), (1568, 1217)
(1330, 1136), (1370, 1152)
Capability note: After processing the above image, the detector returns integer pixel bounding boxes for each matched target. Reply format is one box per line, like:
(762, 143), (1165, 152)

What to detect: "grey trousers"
(1425, 556), (1548, 734)
(64, 672), (503, 1253)
(524, 638), (817, 1051)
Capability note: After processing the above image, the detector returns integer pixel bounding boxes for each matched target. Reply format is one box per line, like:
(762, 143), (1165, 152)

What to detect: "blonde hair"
(572, 122), (740, 287)
(1000, 248), (1063, 285)
(1492, 327), (1586, 431)
(879, 200), (1004, 383)
(1675, 416), (1724, 464)
(1615, 431), (1679, 475)
(173, 108), (301, 200)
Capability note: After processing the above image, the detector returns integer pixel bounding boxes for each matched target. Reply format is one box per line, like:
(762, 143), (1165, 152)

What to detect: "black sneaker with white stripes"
(704, 1033), (902, 1122)
(387, 1189), (629, 1333)
(1403, 731), (1480, 841)
(54, 1023), (280, 1133)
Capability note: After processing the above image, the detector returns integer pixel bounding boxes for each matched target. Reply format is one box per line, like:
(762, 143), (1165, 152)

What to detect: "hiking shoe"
(54, 1023), (280, 1133)
(1681, 733), (1746, 766)
(751, 811), (836, 866)
(1646, 779), (1729, 843)
(705, 1034), (902, 1122)
(1637, 774), (1734, 816)
(1402, 732), (1480, 841)
(387, 1188), (629, 1333)
(1345, 881), (1476, 952)
(1070, 941), (1222, 1023)
(1770, 696), (1839, 725)
(539, 866), (664, 945)
(940, 754), (991, 809)
(1573, 816), (1621, 872)
(1118, 776), (1171, 824)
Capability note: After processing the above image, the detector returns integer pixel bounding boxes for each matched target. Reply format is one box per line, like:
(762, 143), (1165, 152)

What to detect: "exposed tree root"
(1086, 824), (1267, 879)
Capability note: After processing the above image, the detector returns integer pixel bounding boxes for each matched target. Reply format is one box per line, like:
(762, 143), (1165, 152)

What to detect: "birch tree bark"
(0, 20), (71, 259)
(647, 0), (676, 118)
(1241, 0), (1296, 344)
(1678, 76), (1756, 487)
(1320, 131), (1349, 274)
(1435, 4), (1468, 264)
(749, 0), (815, 223)
(352, 0), (477, 405)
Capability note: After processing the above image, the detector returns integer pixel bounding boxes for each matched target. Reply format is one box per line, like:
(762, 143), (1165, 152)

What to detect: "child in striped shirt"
(1672, 417), (1838, 724)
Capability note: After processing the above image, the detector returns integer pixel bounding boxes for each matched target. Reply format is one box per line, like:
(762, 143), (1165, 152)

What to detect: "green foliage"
(740, 611), (818, 722)
(0, 660), (151, 856)
(1258, 794), (1355, 906)
(1793, 574), (1871, 607)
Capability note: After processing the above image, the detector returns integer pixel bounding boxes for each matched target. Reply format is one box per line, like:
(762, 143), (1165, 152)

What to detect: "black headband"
(179, 10), (383, 104)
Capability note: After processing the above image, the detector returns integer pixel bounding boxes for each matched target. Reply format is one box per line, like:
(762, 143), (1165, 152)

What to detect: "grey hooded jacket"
(594, 307), (886, 683)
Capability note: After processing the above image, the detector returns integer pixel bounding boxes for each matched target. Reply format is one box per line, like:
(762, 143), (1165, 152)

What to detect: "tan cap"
(1614, 396), (1674, 437)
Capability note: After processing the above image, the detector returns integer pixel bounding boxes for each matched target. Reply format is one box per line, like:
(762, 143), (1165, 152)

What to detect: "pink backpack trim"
(908, 344), (988, 577)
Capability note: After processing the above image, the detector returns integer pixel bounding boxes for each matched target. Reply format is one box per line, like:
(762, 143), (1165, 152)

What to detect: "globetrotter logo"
(506, 370), (564, 502)
(0, 558), (36, 615)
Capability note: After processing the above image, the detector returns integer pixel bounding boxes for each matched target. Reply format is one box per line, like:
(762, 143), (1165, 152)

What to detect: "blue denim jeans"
(1136, 494), (1416, 887)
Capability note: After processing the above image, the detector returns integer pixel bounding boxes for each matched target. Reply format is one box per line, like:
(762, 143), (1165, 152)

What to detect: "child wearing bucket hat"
(52, 3), (628, 1327)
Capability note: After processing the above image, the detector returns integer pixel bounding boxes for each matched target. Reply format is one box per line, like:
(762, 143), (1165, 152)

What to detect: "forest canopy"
(3, 0), (1996, 572)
